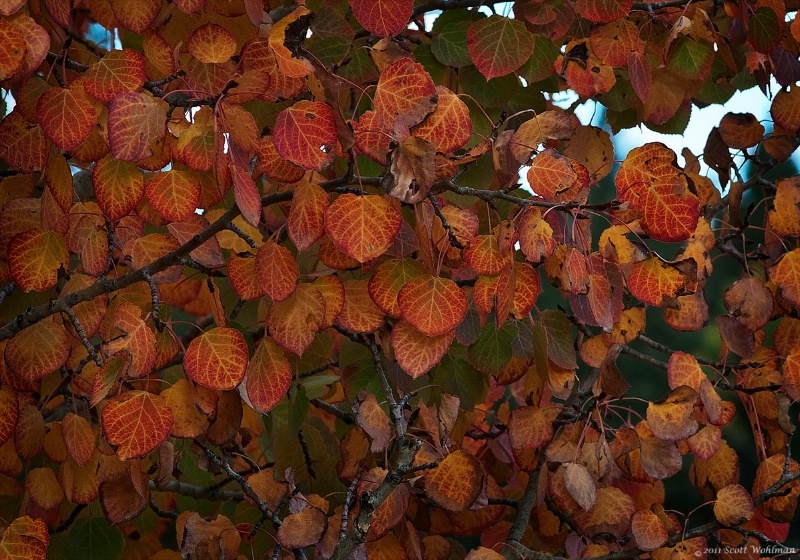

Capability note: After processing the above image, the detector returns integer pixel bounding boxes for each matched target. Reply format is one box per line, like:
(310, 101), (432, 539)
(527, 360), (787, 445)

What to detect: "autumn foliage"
(2, 0), (800, 558)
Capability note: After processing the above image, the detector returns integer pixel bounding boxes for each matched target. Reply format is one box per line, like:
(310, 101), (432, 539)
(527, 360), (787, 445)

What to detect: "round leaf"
(242, 338), (292, 414)
(101, 390), (173, 461)
(467, 16), (534, 79)
(273, 100), (337, 170)
(324, 193), (401, 263)
(423, 450), (484, 513)
(8, 227), (68, 292)
(398, 275), (467, 337)
(184, 327), (249, 390)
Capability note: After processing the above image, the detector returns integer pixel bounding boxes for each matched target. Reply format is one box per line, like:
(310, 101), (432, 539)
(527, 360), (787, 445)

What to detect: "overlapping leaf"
(324, 193), (401, 263)
(373, 58), (438, 128)
(108, 93), (164, 162)
(36, 84), (97, 151)
(467, 16), (534, 79)
(273, 101), (337, 171)
(350, 0), (412, 37)
(83, 49), (146, 102)
(398, 275), (467, 337)
(8, 228), (68, 292)
(184, 327), (248, 390)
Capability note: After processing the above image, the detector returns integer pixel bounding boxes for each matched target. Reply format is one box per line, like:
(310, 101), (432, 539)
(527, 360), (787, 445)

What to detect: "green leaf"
(432, 352), (488, 410)
(541, 309), (577, 369)
(467, 15), (534, 79)
(667, 37), (713, 81)
(518, 36), (560, 84)
(289, 385), (309, 436)
(431, 23), (472, 67)
(68, 518), (124, 560)
(459, 65), (520, 108)
(468, 320), (517, 375)
(748, 7), (780, 53)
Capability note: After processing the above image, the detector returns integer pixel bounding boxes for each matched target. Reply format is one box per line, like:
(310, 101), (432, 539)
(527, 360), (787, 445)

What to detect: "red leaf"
(273, 101), (338, 171)
(391, 320), (454, 378)
(398, 275), (467, 337)
(287, 178), (328, 251)
(145, 170), (201, 222)
(374, 58), (438, 128)
(350, 0), (413, 37)
(255, 241), (299, 302)
(92, 155), (144, 220)
(108, 93), (165, 161)
(412, 86), (472, 154)
(467, 16), (534, 79)
(8, 228), (68, 292)
(84, 49), (146, 102)
(230, 163), (262, 227)
(188, 23), (236, 64)
(266, 283), (327, 355)
(241, 338), (292, 414)
(575, 0), (633, 23)
(36, 84), (97, 151)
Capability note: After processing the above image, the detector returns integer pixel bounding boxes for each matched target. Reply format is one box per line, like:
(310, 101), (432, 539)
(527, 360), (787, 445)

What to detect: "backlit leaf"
(714, 484), (753, 527)
(255, 241), (298, 303)
(770, 87), (800, 132)
(101, 302), (156, 378)
(398, 274), (468, 337)
(463, 235), (511, 276)
(350, 0), (412, 37)
(784, 346), (800, 401)
(391, 320), (454, 378)
(273, 101), (337, 171)
(373, 58), (438, 128)
(508, 405), (555, 452)
(575, 0), (632, 22)
(92, 155), (144, 220)
(124, 233), (181, 282)
(769, 178), (800, 237)
(184, 327), (248, 390)
(83, 49), (146, 102)
(111, 0), (161, 33)
(5, 14), (48, 84)
(324, 193), (401, 263)
(162, 378), (208, 438)
(8, 227), (68, 292)
(0, 111), (48, 172)
(188, 23), (236, 64)
(723, 277), (773, 331)
(108, 93), (164, 162)
(752, 454), (800, 522)
(145, 170), (201, 222)
(467, 16), (534, 79)
(573, 486), (635, 539)
(36, 84), (97, 151)
(423, 450), (484, 513)
(241, 338), (291, 414)
(518, 208), (556, 263)
(353, 391), (391, 453)
(229, 163), (262, 228)
(0, 19), (24, 81)
(287, 179), (328, 251)
(101, 390), (173, 460)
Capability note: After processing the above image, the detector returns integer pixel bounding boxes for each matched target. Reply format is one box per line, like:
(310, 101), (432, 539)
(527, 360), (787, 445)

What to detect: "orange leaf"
(518, 208), (556, 263)
(255, 241), (298, 303)
(108, 92), (165, 162)
(5, 14), (49, 85)
(353, 110), (392, 165)
(784, 346), (800, 401)
(627, 257), (691, 307)
(8, 227), (68, 292)
(464, 235), (511, 276)
(0, 516), (49, 560)
(241, 338), (292, 414)
(423, 450), (484, 513)
(83, 49), (146, 102)
(36, 84), (97, 151)
(719, 112), (765, 149)
(324, 193), (401, 263)
(411, 86), (472, 153)
(350, 0), (412, 37)
(287, 178), (328, 251)
(646, 385), (699, 441)
(273, 101), (337, 171)
(752, 453), (800, 522)
(353, 391), (392, 453)
(101, 390), (173, 460)
(123, 233), (182, 282)
(229, 162), (262, 228)
(145, 170), (201, 222)
(526, 149), (578, 201)
(188, 23), (236, 64)
(0, 386), (18, 448)
(768, 178), (800, 237)
(638, 183), (700, 243)
(573, 486), (635, 539)
(714, 484), (754, 527)
(667, 351), (705, 392)
(227, 254), (265, 301)
(162, 378), (209, 438)
(4, 319), (70, 385)
(510, 110), (572, 164)
(0, 19), (25, 81)
(255, 136), (305, 183)
(770, 86), (800, 131)
(770, 248), (800, 308)
(335, 279), (385, 334)
(687, 424), (722, 460)
(312, 275), (346, 329)
(92, 154), (145, 220)
(167, 215), (225, 269)
(276, 503), (327, 549)
(101, 301), (156, 378)
(368, 258), (425, 318)
(90, 352), (130, 408)
(266, 283), (326, 355)
(25, 467), (64, 509)
(391, 320), (454, 378)
(184, 327), (248, 390)
(374, 58), (438, 128)
(0, 111), (48, 172)
(359, 468), (410, 539)
(467, 15), (534, 79)
(508, 405), (555, 452)
(268, 7), (314, 78)
(61, 412), (95, 467)
(398, 274), (467, 337)
(631, 509), (668, 551)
